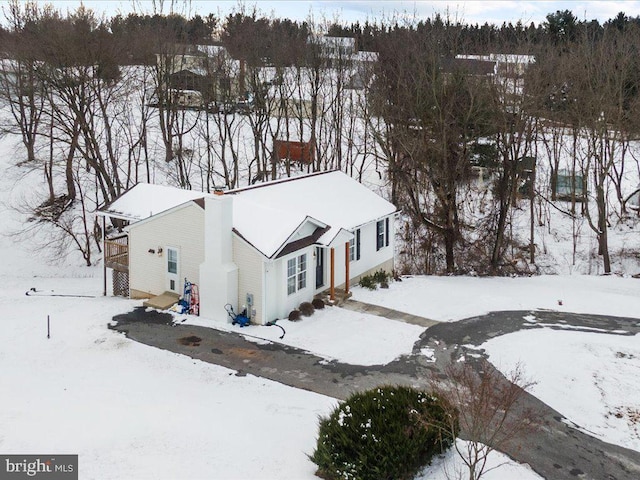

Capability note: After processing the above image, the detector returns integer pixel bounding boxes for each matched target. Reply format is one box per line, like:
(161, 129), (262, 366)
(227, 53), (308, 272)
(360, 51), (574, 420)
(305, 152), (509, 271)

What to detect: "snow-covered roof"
(102, 171), (396, 258)
(230, 170), (397, 257)
(196, 44), (228, 57)
(98, 183), (206, 221)
(354, 51), (378, 63)
(315, 36), (356, 48)
(232, 196), (321, 258)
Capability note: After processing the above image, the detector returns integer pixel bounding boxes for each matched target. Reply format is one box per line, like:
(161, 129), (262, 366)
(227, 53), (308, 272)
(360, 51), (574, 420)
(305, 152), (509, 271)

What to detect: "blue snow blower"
(225, 304), (251, 327)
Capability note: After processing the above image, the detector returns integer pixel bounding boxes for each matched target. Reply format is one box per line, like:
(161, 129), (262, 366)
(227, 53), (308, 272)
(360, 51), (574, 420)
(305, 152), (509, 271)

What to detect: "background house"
(155, 44), (242, 108)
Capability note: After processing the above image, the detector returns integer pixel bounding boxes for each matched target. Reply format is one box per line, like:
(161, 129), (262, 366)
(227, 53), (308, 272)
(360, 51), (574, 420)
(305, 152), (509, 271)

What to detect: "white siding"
(349, 215), (395, 280)
(129, 203), (204, 298)
(233, 235), (264, 324)
(313, 215), (396, 293)
(290, 220), (320, 241)
(263, 260), (280, 322)
(274, 246), (316, 320)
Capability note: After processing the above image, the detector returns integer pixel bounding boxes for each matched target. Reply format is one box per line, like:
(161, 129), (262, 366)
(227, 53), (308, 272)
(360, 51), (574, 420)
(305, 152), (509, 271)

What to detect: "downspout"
(344, 241), (350, 296)
(330, 247), (335, 301)
(102, 215), (107, 296)
(262, 260), (267, 325)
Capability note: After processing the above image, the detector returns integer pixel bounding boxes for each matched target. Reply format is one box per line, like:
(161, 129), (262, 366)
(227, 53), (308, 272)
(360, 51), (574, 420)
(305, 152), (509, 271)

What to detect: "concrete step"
(143, 291), (180, 310)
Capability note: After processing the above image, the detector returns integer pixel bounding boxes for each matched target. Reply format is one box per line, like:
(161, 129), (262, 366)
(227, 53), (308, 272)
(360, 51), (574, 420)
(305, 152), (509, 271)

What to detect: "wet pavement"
(110, 307), (433, 399)
(110, 307), (640, 480)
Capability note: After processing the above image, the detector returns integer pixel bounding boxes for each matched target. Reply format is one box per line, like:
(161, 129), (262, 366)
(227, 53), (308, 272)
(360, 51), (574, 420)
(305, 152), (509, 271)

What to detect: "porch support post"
(102, 215), (107, 297)
(344, 241), (350, 296)
(330, 247), (335, 301)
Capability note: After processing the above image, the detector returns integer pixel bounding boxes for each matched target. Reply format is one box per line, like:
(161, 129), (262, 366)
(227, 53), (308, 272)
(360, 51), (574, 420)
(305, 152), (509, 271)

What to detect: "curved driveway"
(111, 308), (640, 480)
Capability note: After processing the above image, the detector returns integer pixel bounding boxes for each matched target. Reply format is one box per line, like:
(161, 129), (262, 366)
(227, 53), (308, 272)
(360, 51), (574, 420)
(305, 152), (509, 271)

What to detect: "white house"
(98, 171), (397, 324)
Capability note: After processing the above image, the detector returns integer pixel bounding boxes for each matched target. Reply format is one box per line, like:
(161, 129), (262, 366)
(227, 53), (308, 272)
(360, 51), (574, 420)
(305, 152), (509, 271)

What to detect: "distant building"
(155, 44), (241, 107)
(556, 169), (586, 201)
(455, 53), (536, 98)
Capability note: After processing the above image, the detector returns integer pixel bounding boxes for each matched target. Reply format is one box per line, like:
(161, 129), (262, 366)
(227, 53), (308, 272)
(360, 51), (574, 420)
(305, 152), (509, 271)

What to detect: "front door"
(166, 247), (180, 293)
(315, 247), (324, 288)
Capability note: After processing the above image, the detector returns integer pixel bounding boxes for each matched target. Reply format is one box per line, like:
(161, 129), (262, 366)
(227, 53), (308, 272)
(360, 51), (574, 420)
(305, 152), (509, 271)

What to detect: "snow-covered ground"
(482, 322), (640, 453)
(353, 275), (640, 455)
(0, 277), (337, 479)
(0, 247), (544, 480)
(418, 439), (543, 480)
(352, 274), (640, 321)
(181, 306), (424, 365)
(1, 67), (639, 478)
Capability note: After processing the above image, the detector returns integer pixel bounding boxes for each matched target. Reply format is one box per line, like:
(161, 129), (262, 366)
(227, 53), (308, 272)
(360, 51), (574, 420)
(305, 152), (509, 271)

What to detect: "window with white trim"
(287, 253), (307, 295)
(349, 229), (361, 261)
(167, 249), (178, 274)
(297, 254), (307, 290)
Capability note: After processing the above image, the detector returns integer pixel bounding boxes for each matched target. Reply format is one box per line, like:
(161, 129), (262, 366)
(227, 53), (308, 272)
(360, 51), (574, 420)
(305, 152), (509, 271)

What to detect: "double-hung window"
(287, 253), (307, 295)
(376, 218), (390, 251)
(349, 229), (361, 261)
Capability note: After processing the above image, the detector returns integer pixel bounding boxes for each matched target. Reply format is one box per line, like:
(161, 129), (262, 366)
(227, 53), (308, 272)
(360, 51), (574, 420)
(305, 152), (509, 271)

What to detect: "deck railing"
(104, 234), (128, 271)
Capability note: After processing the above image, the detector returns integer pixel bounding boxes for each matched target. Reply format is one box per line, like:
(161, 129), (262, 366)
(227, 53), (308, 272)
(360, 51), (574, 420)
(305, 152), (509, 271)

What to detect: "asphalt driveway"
(110, 307), (640, 480)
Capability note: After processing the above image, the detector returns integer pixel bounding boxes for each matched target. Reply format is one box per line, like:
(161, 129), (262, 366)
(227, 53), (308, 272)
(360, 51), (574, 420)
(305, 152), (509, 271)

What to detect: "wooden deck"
(105, 234), (129, 272)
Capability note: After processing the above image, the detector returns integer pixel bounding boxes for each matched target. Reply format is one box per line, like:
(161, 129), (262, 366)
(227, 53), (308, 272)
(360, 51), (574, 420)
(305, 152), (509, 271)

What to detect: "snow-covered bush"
(311, 386), (458, 480)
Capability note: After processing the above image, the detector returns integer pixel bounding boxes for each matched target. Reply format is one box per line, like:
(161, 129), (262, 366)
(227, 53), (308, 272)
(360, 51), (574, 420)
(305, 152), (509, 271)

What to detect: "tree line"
(1, 1), (639, 276)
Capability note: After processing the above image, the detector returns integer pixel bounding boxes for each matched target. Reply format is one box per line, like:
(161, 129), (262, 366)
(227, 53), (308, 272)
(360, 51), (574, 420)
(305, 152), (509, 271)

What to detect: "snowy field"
(418, 439), (543, 480)
(0, 252), (545, 479)
(0, 277), (337, 479)
(482, 322), (640, 454)
(1, 76), (639, 477)
(0, 271), (545, 479)
(352, 274), (640, 321)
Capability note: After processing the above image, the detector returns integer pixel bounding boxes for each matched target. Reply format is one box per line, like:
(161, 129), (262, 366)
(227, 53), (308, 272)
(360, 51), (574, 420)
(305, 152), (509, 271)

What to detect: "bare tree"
(373, 24), (498, 273)
(0, 1), (48, 164)
(572, 26), (640, 273)
(429, 360), (539, 480)
(490, 54), (539, 272)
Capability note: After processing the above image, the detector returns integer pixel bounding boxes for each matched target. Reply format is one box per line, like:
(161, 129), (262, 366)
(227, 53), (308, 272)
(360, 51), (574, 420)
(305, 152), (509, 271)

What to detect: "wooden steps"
(143, 291), (180, 310)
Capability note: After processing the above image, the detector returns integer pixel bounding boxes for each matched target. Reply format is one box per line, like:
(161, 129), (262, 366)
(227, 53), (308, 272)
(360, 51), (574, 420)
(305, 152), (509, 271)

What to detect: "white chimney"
(199, 194), (238, 320)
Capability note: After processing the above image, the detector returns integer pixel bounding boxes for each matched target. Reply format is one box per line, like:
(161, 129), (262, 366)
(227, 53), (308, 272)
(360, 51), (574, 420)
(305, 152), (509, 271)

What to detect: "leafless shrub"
(428, 360), (540, 480)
